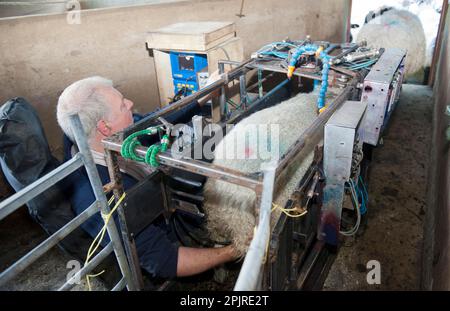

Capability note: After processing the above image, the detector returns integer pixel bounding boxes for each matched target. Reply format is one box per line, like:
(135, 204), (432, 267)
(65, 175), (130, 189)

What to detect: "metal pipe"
(219, 62), (226, 118)
(246, 72), (275, 94)
(112, 277), (127, 291)
(126, 60), (252, 136)
(169, 188), (204, 202)
(296, 240), (325, 288)
(102, 140), (263, 192)
(69, 114), (136, 291)
(239, 74), (247, 109)
(330, 43), (361, 65)
(104, 148), (144, 289)
(258, 69), (263, 98)
(324, 44), (340, 54)
(58, 242), (113, 291)
(0, 154), (83, 221)
(343, 49), (380, 63)
(234, 161), (277, 290)
(0, 202), (98, 287)
(227, 78), (290, 125)
(218, 59), (242, 66)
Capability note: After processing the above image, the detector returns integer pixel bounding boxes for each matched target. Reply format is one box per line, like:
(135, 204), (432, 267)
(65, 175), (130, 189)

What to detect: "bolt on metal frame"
(0, 114), (137, 291)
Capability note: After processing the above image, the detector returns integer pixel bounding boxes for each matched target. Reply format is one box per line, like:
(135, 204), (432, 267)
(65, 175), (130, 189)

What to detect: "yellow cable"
(262, 202), (307, 264)
(272, 203), (308, 218)
(86, 270), (105, 291)
(85, 193), (126, 264)
(108, 195), (115, 206)
(84, 193), (127, 291)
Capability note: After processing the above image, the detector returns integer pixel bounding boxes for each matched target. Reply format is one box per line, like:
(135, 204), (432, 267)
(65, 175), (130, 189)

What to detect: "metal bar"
(330, 43), (360, 65)
(227, 78), (290, 125)
(257, 69), (263, 98)
(125, 60), (252, 136)
(428, 0), (448, 87)
(296, 241), (325, 289)
(102, 140), (263, 192)
(234, 161), (277, 291)
(218, 59), (242, 66)
(219, 63), (227, 119)
(239, 74), (247, 109)
(0, 202), (98, 287)
(246, 72), (275, 93)
(58, 243), (114, 291)
(103, 148), (144, 290)
(69, 114), (136, 291)
(236, 0), (245, 17)
(330, 65), (359, 78)
(150, 153), (263, 191)
(112, 277), (127, 291)
(0, 154), (83, 221)
(275, 81), (356, 178)
(246, 62), (322, 81)
(325, 44), (340, 54)
(169, 188), (204, 202)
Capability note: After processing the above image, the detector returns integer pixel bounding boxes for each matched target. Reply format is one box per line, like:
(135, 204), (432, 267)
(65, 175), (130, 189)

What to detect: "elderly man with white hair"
(57, 76), (238, 280)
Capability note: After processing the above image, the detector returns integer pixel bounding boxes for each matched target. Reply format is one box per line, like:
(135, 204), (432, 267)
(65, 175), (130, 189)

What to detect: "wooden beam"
(429, 0), (448, 87)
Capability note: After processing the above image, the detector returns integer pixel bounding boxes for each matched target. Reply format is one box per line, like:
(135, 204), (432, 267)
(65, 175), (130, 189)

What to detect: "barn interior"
(0, 0), (449, 292)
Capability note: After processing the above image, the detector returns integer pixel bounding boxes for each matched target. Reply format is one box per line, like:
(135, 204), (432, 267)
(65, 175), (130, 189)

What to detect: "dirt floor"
(323, 84), (433, 290)
(0, 170), (106, 291)
(0, 206), (106, 291)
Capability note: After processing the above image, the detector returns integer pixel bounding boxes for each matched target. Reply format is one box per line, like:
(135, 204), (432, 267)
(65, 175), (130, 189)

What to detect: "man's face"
(98, 86), (134, 135)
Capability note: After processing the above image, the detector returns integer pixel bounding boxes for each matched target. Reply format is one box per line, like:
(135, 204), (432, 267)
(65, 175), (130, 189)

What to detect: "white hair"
(57, 76), (113, 142)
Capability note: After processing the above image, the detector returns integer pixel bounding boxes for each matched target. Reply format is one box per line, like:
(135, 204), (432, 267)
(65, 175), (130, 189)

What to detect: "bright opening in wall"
(350, 0), (444, 85)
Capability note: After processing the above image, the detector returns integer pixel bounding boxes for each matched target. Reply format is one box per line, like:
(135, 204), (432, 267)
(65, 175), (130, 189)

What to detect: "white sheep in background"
(356, 9), (426, 78)
(406, 1), (441, 67)
(203, 92), (320, 257)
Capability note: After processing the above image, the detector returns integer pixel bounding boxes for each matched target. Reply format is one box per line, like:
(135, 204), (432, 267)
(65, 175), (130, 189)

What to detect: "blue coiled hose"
(318, 51), (331, 110)
(288, 44), (331, 110)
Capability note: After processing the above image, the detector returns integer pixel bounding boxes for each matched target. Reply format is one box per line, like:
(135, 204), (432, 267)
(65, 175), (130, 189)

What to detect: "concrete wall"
(0, 0), (350, 153)
(0, 0), (67, 18)
(422, 7), (450, 290)
(79, 0), (184, 10)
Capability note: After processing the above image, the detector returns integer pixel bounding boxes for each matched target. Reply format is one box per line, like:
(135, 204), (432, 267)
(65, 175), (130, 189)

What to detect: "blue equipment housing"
(169, 52), (208, 96)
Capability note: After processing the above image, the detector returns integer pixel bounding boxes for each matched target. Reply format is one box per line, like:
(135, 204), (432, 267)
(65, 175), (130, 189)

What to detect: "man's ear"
(97, 119), (111, 137)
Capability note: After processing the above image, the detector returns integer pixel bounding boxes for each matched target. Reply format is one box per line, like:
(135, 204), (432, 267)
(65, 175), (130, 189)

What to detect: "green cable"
(121, 126), (165, 167)
(145, 134), (169, 167)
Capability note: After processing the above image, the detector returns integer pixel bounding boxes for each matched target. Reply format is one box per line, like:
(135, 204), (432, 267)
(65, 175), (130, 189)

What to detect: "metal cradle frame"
(102, 56), (359, 290)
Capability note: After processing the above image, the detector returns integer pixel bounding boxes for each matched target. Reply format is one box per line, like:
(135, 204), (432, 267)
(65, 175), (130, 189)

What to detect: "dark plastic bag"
(0, 97), (93, 259)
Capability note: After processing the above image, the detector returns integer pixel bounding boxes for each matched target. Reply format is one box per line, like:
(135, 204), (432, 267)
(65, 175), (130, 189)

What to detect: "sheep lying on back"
(203, 92), (320, 257)
(357, 9), (426, 77)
